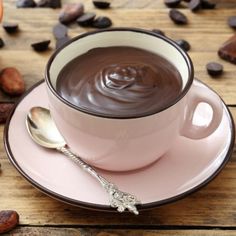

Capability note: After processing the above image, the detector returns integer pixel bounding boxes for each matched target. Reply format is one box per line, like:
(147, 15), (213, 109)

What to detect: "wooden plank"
(3, 228), (236, 236)
(3, 0), (236, 9)
(0, 108), (235, 227)
(2, 8), (236, 40)
(1, 0), (236, 231)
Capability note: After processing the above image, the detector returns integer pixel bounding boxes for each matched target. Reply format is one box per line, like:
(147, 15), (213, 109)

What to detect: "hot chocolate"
(56, 46), (182, 117)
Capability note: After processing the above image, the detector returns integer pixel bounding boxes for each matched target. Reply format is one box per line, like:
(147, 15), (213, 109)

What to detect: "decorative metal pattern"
(58, 146), (140, 215)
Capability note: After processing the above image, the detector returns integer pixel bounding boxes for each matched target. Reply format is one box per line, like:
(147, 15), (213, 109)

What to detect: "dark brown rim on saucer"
(45, 27), (194, 119)
(3, 79), (235, 212)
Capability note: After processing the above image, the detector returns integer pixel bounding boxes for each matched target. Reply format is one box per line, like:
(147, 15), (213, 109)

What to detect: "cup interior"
(46, 28), (193, 115)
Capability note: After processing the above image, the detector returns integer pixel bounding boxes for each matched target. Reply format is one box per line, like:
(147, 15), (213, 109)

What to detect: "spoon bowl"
(26, 107), (66, 149)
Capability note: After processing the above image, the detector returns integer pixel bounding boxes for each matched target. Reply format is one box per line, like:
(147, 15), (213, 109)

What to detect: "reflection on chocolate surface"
(56, 46), (182, 117)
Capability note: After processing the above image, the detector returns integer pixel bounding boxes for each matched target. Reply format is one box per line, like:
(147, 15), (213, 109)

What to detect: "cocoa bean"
(0, 68), (25, 96)
(92, 16), (112, 28)
(0, 210), (19, 234)
(0, 102), (14, 123)
(169, 9), (188, 24)
(59, 3), (84, 24)
(0, 38), (5, 48)
(93, 1), (110, 9)
(16, 0), (36, 8)
(218, 34), (236, 64)
(31, 40), (51, 52)
(2, 22), (19, 34)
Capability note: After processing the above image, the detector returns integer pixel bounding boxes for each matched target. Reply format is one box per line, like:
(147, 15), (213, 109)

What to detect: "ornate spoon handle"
(57, 146), (141, 215)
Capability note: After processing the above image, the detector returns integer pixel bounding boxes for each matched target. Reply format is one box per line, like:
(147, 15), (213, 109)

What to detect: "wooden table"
(1, 0), (236, 235)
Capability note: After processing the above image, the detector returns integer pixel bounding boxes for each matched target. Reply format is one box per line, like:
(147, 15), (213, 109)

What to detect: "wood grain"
(4, 0), (236, 9)
(0, 0), (236, 234)
(3, 228), (236, 236)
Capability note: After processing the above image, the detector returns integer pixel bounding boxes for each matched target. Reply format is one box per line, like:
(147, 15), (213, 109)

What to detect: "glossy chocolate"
(56, 46), (182, 117)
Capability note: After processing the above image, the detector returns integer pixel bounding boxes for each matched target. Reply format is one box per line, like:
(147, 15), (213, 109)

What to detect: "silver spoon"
(26, 106), (140, 215)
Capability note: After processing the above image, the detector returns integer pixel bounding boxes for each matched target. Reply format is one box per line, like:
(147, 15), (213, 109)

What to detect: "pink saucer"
(4, 80), (235, 212)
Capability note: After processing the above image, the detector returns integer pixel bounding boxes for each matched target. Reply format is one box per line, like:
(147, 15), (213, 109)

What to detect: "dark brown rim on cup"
(3, 79), (235, 212)
(45, 27), (194, 119)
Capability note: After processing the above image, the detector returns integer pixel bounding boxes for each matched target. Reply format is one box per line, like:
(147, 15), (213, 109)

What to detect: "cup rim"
(45, 27), (194, 119)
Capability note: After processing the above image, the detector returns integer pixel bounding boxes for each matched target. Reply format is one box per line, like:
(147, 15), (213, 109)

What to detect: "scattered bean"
(218, 34), (236, 64)
(201, 0), (216, 9)
(31, 40), (51, 52)
(93, 1), (110, 9)
(53, 23), (68, 39)
(0, 210), (19, 234)
(77, 13), (96, 27)
(0, 102), (15, 124)
(175, 39), (191, 51)
(2, 23), (19, 34)
(206, 62), (223, 76)
(0, 38), (4, 48)
(169, 9), (188, 24)
(37, 0), (61, 8)
(59, 3), (84, 24)
(16, 0), (36, 8)
(0, 67), (25, 96)
(92, 16), (112, 28)
(152, 29), (166, 36)
(164, 0), (181, 8)
(228, 16), (236, 29)
(188, 0), (202, 12)
(56, 36), (70, 49)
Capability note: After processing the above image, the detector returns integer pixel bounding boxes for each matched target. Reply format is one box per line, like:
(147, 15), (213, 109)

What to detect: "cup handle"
(180, 80), (223, 139)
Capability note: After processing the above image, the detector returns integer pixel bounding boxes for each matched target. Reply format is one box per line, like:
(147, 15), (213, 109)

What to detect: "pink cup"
(45, 28), (223, 171)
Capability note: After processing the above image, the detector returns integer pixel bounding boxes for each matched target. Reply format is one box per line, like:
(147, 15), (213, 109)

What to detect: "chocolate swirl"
(56, 46), (182, 117)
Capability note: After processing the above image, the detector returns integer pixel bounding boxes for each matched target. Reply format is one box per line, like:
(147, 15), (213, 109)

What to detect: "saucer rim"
(4, 79), (235, 212)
